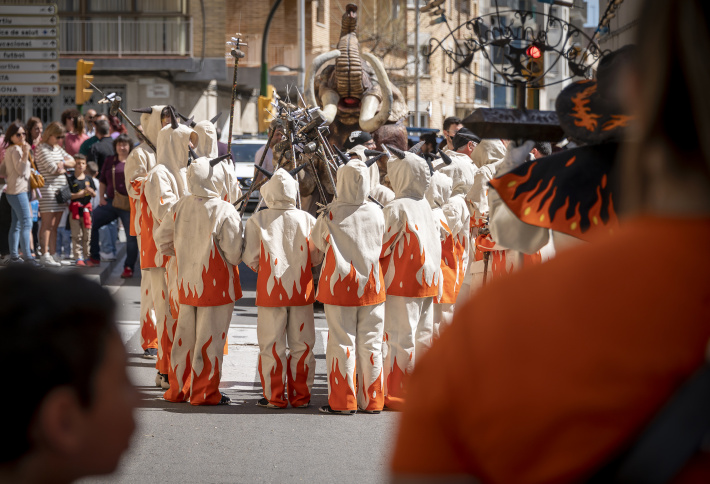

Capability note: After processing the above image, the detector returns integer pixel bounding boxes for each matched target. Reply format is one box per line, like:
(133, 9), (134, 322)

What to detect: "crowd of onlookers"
(0, 108), (138, 278)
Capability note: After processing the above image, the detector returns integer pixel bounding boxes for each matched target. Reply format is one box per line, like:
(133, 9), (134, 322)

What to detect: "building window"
(392, 0), (401, 19)
(460, 0), (470, 15)
(316, 0), (325, 24)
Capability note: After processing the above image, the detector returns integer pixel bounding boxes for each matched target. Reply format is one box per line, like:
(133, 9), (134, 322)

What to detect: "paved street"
(81, 260), (398, 484)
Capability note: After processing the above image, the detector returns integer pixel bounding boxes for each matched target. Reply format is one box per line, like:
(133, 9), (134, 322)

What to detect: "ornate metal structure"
(426, 1), (605, 89)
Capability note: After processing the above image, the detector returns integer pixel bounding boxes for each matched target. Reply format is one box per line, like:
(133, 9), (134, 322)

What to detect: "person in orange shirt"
(391, 0), (710, 481)
(311, 155), (387, 415)
(380, 146), (442, 410)
(242, 164), (318, 409)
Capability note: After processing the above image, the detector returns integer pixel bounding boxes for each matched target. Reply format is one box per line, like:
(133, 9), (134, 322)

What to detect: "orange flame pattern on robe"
(179, 242), (242, 307)
(286, 342), (311, 407)
(139, 190), (168, 270)
(490, 162), (619, 242)
(189, 335), (222, 405)
(317, 243), (386, 306)
(435, 222), (457, 304)
(329, 358), (357, 411)
(570, 82), (601, 132)
(382, 225), (439, 298)
(453, 233), (468, 295)
(258, 343), (288, 408)
(164, 347), (191, 403)
(254, 242), (314, 307)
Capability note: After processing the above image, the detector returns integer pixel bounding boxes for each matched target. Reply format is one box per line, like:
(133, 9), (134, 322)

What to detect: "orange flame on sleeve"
(570, 83), (601, 132)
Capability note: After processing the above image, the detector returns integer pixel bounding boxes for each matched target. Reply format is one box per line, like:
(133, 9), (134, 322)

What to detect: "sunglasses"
(15, 132), (26, 136)
(55, 135), (65, 139)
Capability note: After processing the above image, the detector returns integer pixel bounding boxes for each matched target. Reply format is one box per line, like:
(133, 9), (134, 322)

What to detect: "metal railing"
(232, 34), (299, 68)
(60, 17), (192, 56)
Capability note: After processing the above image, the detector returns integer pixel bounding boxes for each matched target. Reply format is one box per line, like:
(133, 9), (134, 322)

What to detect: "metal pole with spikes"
(89, 82), (156, 152)
(226, 35), (246, 159)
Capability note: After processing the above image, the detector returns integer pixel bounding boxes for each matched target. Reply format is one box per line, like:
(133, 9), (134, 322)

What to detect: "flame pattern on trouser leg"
(188, 302), (234, 405)
(149, 267), (174, 375)
(164, 303), (196, 403)
(383, 295), (433, 409)
(139, 265), (158, 351)
(257, 305), (315, 408)
(324, 303), (385, 412)
(433, 303), (455, 340)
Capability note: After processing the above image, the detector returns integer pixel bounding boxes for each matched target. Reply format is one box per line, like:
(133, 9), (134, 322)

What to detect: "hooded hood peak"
(425, 171), (452, 209)
(186, 156), (228, 199)
(193, 120), (219, 159)
(439, 150), (477, 196)
(471, 139), (507, 168)
(261, 168), (299, 209)
(139, 105), (165, 147)
(387, 151), (430, 199)
(336, 158), (370, 205)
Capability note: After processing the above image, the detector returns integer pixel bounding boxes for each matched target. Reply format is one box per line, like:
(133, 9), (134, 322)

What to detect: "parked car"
(230, 137), (267, 212)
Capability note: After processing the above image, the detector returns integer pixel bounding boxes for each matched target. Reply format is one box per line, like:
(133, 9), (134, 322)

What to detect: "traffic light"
(258, 84), (276, 133)
(75, 59), (94, 106)
(524, 44), (544, 88)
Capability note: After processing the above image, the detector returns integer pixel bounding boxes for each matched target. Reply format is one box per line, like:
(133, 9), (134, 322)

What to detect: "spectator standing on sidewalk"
(0, 122), (39, 265)
(79, 113), (108, 158)
(68, 154), (95, 266)
(87, 119), (114, 173)
(35, 122), (76, 267)
(61, 108), (88, 157)
(87, 134), (138, 278)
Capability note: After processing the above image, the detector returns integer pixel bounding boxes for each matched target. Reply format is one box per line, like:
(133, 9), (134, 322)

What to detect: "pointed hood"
(139, 105), (165, 146)
(261, 168), (299, 210)
(193, 119), (219, 158)
(425, 171), (452, 210)
(336, 158), (370, 205)
(438, 149), (477, 197)
(387, 151), (430, 200)
(471, 139), (507, 168)
(156, 123), (197, 196)
(186, 156), (228, 199)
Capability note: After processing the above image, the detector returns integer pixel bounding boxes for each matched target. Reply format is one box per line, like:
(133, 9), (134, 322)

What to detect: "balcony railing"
(60, 17), (191, 56)
(231, 34), (298, 68)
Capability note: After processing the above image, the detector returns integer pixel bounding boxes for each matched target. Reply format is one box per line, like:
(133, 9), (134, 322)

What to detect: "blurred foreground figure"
(391, 0), (710, 482)
(0, 266), (138, 483)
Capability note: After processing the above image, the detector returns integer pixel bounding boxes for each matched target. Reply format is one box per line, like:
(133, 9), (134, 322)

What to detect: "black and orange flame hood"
(489, 143), (620, 242)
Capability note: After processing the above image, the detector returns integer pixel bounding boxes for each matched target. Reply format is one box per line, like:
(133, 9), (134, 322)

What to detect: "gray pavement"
(81, 260), (399, 484)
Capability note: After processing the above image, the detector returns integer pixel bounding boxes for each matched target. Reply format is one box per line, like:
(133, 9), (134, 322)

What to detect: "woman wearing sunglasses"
(35, 121), (75, 267)
(1, 122), (39, 265)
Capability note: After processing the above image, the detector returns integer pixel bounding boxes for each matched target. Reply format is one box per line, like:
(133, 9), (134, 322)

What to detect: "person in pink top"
(61, 109), (88, 156)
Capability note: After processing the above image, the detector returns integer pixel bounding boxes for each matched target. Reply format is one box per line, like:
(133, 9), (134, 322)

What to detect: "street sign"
(0, 73), (57, 83)
(0, 85), (58, 95)
(0, 61), (58, 71)
(0, 28), (57, 38)
(0, 16), (57, 26)
(1, 50), (57, 60)
(0, 6), (56, 15)
(0, 39), (57, 49)
(0, 5), (59, 96)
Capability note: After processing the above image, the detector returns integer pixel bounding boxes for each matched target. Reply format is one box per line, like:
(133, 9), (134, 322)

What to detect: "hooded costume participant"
(425, 171), (456, 339)
(311, 157), (387, 414)
(125, 105), (164, 358)
(380, 147), (442, 410)
(143, 116), (198, 391)
(242, 167), (319, 409)
(463, 139), (512, 296)
(154, 154), (243, 405)
(435, 149), (475, 307)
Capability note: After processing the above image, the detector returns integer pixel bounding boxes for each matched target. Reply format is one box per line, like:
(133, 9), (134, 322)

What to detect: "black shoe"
(143, 348), (158, 359)
(319, 405), (356, 415)
(256, 397), (283, 409)
(218, 393), (231, 405)
(358, 407), (381, 414)
(8, 256), (24, 265)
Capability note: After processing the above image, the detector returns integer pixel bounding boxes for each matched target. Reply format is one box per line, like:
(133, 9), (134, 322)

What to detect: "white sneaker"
(100, 251), (117, 261)
(52, 253), (61, 263)
(41, 252), (61, 267)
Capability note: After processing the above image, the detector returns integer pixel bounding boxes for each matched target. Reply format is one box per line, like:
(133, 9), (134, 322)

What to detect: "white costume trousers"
(165, 302), (233, 405)
(433, 302), (455, 339)
(383, 295), (433, 409)
(324, 303), (385, 412)
(257, 305), (316, 408)
(148, 267), (175, 375)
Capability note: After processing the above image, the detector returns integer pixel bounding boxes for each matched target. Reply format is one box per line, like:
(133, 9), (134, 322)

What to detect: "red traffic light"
(526, 45), (542, 59)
